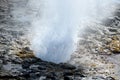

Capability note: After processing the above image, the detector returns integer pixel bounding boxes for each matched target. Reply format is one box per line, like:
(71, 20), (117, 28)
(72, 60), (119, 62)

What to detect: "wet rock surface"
(0, 56), (85, 80)
(69, 5), (120, 80)
(0, 0), (120, 80)
(0, 1), (86, 78)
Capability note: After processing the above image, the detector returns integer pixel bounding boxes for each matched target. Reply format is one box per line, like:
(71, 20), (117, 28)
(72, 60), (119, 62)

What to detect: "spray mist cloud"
(29, 0), (120, 63)
(11, 0), (120, 63)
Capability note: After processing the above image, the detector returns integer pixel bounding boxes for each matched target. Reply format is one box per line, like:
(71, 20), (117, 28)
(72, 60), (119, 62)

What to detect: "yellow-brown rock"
(15, 47), (35, 58)
(109, 36), (120, 52)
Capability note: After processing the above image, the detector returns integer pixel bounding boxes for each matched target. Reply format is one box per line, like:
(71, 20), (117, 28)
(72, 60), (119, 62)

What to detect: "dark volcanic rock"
(59, 63), (76, 70)
(0, 53), (85, 80)
(64, 76), (73, 80)
(1, 0), (120, 80)
(105, 77), (116, 80)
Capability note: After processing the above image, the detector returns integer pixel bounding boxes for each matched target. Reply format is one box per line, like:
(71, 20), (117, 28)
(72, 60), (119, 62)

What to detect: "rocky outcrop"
(0, 0), (120, 80)
(0, 1), (85, 80)
(0, 43), (86, 80)
(0, 56), (85, 80)
(69, 6), (120, 80)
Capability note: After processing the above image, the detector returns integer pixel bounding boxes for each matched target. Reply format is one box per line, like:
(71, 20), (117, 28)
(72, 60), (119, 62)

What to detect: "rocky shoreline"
(0, 47), (116, 80)
(0, 0), (120, 80)
(69, 5), (120, 80)
(0, 55), (85, 80)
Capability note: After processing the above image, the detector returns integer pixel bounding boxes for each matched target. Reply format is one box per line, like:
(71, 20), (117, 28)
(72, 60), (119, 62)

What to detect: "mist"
(11, 0), (120, 63)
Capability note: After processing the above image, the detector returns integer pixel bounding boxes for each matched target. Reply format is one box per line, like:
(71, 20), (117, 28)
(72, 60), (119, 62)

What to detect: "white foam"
(12, 0), (120, 63)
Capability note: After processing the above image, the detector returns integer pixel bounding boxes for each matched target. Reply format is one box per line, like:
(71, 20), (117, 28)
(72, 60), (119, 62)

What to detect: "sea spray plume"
(29, 0), (76, 63)
(27, 0), (119, 63)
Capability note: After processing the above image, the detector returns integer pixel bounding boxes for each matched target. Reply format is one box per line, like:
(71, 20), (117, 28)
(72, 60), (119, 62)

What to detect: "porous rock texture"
(0, 0), (120, 80)
(69, 5), (120, 80)
(0, 0), (85, 80)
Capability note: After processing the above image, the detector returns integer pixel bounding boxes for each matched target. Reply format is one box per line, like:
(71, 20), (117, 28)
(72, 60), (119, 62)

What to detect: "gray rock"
(39, 76), (46, 80)
(60, 63), (76, 70)
(92, 76), (105, 80)
(105, 77), (115, 80)
(64, 76), (73, 80)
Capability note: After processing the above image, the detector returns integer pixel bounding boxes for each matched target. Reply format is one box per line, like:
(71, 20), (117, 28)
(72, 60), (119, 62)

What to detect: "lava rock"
(22, 61), (30, 69)
(64, 76), (73, 80)
(92, 76), (105, 80)
(108, 28), (117, 32)
(63, 71), (73, 76)
(105, 77), (115, 80)
(22, 70), (30, 78)
(60, 63), (76, 70)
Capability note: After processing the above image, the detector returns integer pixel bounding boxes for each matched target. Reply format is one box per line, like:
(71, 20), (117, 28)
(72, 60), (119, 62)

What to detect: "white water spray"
(12, 0), (120, 63)
(28, 0), (120, 63)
